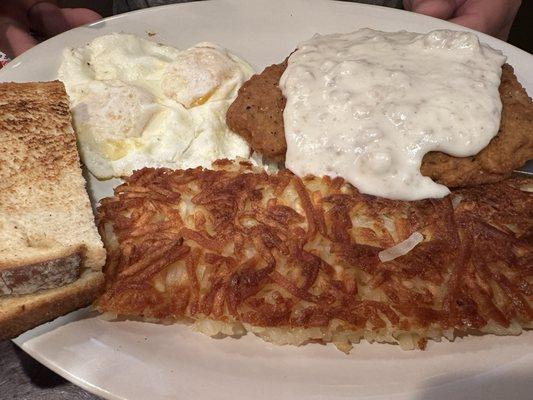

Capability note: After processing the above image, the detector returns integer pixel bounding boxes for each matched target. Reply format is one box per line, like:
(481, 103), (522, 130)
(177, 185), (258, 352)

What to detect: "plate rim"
(4, 1), (533, 399)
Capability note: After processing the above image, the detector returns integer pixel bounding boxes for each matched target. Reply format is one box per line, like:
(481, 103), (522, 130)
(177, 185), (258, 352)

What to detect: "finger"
(0, 18), (38, 58)
(61, 8), (102, 28)
(448, 14), (508, 40)
(450, 0), (521, 40)
(20, 0), (58, 8)
(28, 3), (102, 37)
(404, 0), (457, 19)
(447, 14), (488, 32)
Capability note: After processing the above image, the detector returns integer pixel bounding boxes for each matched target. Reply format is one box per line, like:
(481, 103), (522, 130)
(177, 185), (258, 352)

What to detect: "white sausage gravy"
(279, 29), (506, 200)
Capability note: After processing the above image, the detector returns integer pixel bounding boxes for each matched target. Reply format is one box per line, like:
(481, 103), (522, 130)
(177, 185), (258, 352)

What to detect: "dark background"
(508, 1), (532, 54)
(58, 0), (533, 53)
(1, 1), (532, 399)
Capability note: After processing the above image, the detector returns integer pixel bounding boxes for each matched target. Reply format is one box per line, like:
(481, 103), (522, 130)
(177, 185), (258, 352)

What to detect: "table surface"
(0, 340), (100, 399)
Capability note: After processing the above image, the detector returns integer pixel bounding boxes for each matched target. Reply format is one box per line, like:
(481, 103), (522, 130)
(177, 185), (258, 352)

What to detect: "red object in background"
(0, 52), (9, 69)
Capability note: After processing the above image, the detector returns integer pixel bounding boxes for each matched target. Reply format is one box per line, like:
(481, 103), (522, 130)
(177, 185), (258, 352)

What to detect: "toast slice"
(0, 81), (106, 340)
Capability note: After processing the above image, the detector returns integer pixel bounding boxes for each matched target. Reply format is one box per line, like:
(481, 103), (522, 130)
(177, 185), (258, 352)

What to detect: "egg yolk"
(72, 80), (158, 141)
(162, 46), (236, 108)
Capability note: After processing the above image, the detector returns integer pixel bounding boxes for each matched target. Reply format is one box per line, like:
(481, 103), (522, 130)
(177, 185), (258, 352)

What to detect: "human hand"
(403, 0), (522, 40)
(0, 0), (101, 59)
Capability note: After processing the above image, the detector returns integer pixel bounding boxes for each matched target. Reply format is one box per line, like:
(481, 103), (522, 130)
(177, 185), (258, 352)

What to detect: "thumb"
(28, 3), (101, 37)
(0, 18), (38, 58)
(404, 0), (457, 20)
(60, 8), (102, 28)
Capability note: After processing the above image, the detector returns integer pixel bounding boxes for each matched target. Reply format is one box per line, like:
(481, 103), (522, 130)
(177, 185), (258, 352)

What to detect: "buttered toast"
(0, 81), (105, 340)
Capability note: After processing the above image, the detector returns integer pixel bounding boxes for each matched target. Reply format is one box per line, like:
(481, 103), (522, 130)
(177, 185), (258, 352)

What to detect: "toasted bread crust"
(0, 248), (83, 296)
(0, 81), (77, 195)
(0, 271), (104, 340)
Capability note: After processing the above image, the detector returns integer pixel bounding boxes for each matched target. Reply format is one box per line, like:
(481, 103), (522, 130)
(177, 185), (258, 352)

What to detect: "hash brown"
(226, 63), (533, 187)
(96, 161), (533, 351)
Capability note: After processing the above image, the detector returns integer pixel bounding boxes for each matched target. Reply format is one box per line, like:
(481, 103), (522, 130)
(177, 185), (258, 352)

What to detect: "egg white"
(58, 33), (253, 179)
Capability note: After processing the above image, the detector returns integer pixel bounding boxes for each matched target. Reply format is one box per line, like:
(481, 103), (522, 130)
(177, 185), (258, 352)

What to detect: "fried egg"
(58, 33), (253, 179)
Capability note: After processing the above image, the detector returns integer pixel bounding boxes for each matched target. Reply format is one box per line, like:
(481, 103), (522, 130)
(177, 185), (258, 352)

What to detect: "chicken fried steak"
(226, 63), (533, 188)
(227, 60), (288, 161)
(97, 160), (533, 351)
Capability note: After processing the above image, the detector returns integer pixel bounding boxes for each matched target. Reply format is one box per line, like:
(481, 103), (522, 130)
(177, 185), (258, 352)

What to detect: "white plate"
(2, 1), (532, 399)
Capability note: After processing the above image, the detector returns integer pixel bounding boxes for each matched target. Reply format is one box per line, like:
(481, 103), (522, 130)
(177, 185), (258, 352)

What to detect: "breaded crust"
(421, 64), (533, 186)
(96, 161), (533, 351)
(226, 62), (533, 187)
(226, 60), (287, 161)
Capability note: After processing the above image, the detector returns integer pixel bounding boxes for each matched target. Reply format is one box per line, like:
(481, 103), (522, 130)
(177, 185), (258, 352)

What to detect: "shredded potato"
(96, 161), (533, 351)
(378, 232), (424, 263)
